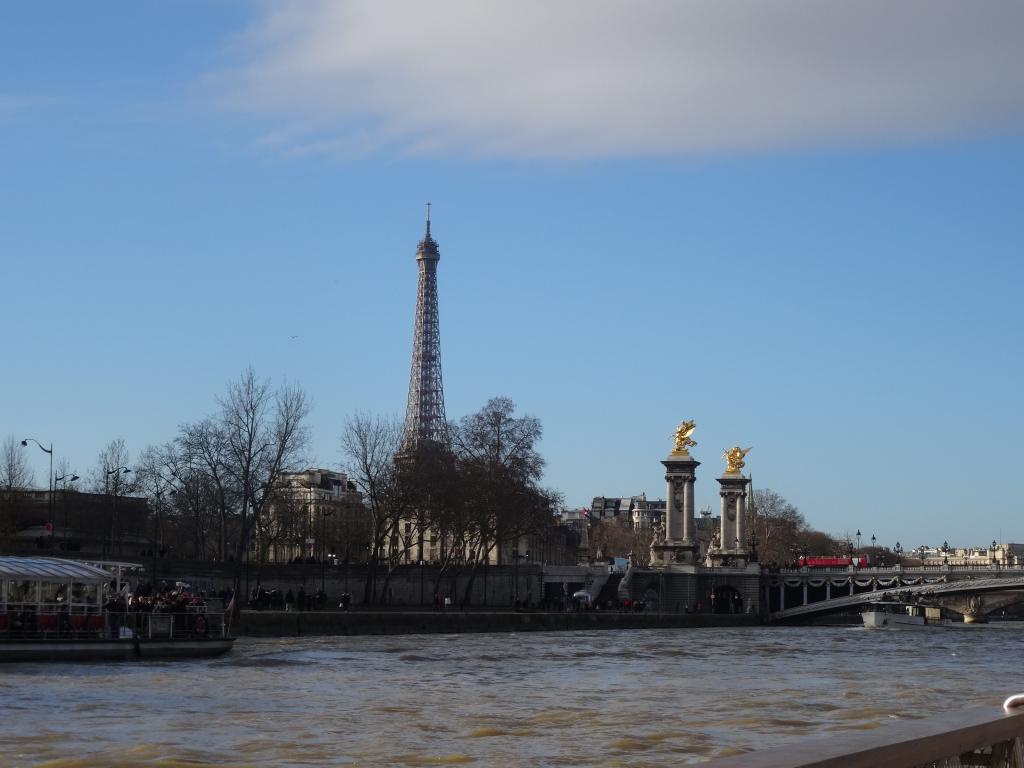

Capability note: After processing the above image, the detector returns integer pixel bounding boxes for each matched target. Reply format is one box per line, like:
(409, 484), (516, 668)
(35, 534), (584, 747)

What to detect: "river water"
(2, 625), (1023, 767)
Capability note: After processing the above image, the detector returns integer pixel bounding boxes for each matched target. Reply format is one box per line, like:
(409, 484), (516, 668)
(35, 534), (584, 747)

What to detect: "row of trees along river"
(1, 367), (873, 606)
(1, 368), (560, 608)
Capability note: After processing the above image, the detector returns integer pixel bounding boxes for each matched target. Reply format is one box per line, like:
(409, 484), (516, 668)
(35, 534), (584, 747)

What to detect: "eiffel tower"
(401, 203), (447, 452)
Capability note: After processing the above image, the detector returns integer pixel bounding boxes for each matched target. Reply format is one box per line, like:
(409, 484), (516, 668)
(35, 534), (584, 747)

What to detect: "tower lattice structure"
(402, 205), (447, 452)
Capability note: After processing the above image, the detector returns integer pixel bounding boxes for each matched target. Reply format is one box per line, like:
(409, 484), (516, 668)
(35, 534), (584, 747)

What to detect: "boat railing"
(0, 607), (227, 641)
(117, 610), (227, 641)
(700, 698), (1024, 767)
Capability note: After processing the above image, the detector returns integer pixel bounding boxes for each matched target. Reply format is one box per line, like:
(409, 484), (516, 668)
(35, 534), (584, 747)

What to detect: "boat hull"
(0, 637), (234, 662)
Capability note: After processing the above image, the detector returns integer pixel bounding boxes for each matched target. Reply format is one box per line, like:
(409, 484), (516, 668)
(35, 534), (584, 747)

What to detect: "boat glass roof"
(0, 557), (112, 583)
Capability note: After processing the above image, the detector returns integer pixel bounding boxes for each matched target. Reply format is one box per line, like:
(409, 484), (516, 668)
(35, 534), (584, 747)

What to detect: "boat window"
(71, 582), (99, 606)
(40, 581), (66, 606)
(7, 580), (36, 604)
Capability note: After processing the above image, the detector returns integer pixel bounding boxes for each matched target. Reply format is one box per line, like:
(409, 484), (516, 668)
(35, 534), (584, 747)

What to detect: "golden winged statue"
(723, 446), (752, 474)
(671, 420), (697, 455)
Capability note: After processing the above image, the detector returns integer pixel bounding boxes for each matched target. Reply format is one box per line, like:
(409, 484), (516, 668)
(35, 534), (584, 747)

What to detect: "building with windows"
(264, 468), (363, 564)
(589, 494), (665, 530)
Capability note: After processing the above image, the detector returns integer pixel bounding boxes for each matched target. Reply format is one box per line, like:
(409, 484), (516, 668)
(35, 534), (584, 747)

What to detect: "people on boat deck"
(100, 581), (220, 614)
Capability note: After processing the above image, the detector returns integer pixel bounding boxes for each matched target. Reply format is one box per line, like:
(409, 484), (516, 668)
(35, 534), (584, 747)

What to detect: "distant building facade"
(265, 468), (363, 564)
(589, 494), (665, 530)
(918, 542), (1022, 567)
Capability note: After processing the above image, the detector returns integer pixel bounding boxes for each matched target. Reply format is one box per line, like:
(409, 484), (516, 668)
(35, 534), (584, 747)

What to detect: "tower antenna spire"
(403, 206), (446, 453)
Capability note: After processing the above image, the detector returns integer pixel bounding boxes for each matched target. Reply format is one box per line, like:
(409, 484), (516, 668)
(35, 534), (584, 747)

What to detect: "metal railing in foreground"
(702, 696), (1024, 768)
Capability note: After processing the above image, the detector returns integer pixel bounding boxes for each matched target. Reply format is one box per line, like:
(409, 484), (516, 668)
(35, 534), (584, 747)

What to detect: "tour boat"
(862, 601), (952, 629)
(0, 556), (235, 662)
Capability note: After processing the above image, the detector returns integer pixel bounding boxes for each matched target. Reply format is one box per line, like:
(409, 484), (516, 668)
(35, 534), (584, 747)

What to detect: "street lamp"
(856, 529), (861, 552)
(21, 438), (53, 538)
(320, 506), (332, 594)
(105, 466), (131, 557)
(54, 472), (80, 541)
(895, 541), (903, 565)
(151, 485), (177, 583)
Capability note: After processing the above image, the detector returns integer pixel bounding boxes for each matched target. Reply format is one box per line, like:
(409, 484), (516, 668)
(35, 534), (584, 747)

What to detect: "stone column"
(665, 476), (682, 541)
(682, 479), (694, 543)
(652, 453), (700, 566)
(714, 473), (751, 566)
(734, 492), (745, 552)
(719, 491), (730, 548)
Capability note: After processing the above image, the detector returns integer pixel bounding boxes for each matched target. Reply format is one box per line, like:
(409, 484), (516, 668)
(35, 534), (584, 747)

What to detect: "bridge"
(770, 568), (1024, 623)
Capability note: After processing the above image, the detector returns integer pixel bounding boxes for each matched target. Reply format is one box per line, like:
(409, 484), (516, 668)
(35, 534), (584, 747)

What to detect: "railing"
(110, 610), (227, 640)
(0, 610), (226, 640)
(775, 565), (1024, 575)
(701, 699), (1024, 768)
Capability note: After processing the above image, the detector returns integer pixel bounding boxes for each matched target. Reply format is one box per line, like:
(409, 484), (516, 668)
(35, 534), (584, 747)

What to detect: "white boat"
(0, 556), (234, 661)
(862, 601), (952, 629)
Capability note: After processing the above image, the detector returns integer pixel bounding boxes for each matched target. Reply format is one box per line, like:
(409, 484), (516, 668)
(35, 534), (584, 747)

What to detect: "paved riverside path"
(235, 609), (760, 637)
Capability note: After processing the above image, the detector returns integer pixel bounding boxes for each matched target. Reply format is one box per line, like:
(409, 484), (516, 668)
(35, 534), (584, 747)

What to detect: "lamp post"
(105, 466), (131, 558)
(320, 505), (332, 595)
(856, 529), (861, 552)
(21, 439), (53, 539)
(513, 546), (520, 607)
(151, 483), (177, 585)
(54, 472), (80, 542)
(895, 541), (903, 566)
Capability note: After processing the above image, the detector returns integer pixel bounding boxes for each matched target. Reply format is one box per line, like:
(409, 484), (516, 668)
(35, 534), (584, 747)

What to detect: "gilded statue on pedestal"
(671, 419), (697, 456)
(723, 445), (752, 474)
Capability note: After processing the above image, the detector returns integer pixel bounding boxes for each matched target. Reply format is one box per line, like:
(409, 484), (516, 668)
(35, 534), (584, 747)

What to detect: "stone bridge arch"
(935, 590), (1024, 623)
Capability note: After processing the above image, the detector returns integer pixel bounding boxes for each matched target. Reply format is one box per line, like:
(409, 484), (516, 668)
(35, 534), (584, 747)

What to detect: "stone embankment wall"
(235, 610), (760, 638)
(148, 561), (555, 608)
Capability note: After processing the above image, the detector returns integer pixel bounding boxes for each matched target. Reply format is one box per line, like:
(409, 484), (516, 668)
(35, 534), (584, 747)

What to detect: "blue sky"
(2, 1), (1022, 549)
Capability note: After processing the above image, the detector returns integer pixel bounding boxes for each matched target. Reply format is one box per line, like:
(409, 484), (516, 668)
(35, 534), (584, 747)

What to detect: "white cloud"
(207, 0), (1024, 157)
(0, 93), (54, 121)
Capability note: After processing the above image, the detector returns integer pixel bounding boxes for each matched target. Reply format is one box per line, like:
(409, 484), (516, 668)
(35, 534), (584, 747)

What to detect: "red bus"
(797, 555), (870, 568)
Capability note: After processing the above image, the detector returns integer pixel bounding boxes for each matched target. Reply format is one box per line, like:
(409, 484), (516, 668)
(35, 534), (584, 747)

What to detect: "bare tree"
(748, 488), (805, 565)
(89, 438), (138, 557)
(453, 397), (546, 555)
(0, 435), (35, 541)
(748, 488), (842, 566)
(179, 418), (235, 561)
(135, 441), (190, 567)
(1, 435), (34, 490)
(451, 397), (551, 604)
(218, 368), (310, 606)
(340, 412), (402, 604)
(588, 515), (653, 563)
